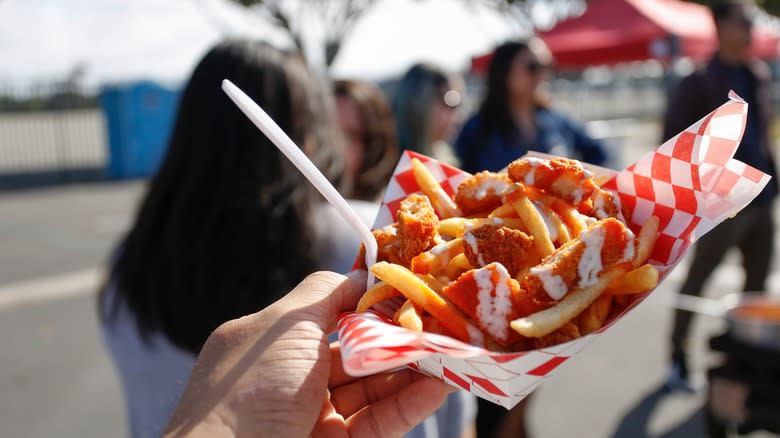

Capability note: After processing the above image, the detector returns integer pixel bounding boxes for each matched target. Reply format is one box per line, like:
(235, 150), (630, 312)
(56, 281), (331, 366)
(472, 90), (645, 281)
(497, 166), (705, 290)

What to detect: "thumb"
(280, 270), (367, 331)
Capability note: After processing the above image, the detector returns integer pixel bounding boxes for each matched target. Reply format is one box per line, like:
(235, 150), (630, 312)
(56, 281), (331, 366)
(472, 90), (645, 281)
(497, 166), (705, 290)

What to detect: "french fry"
(418, 274), (448, 293)
(605, 264), (659, 295)
(538, 202), (571, 244)
(634, 216), (659, 267)
(505, 185), (556, 257)
(488, 203), (516, 218)
(356, 281), (398, 313)
(576, 294), (613, 335)
(444, 254), (470, 280)
(395, 299), (423, 331)
(525, 185), (588, 237)
(411, 239), (464, 275)
(371, 261), (476, 343)
(448, 253), (472, 271)
(510, 268), (625, 338)
(411, 158), (461, 218)
(439, 217), (525, 237)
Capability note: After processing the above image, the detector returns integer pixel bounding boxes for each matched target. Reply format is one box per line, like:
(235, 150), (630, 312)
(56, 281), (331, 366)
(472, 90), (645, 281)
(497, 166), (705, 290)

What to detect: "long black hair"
(478, 40), (534, 142)
(103, 40), (343, 354)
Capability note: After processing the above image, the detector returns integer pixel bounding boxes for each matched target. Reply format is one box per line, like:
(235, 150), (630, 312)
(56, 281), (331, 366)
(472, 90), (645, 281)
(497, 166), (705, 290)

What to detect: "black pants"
(670, 203), (775, 354)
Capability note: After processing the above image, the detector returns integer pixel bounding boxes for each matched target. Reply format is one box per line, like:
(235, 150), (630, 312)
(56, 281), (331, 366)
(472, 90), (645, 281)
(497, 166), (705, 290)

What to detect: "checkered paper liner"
(338, 92), (770, 409)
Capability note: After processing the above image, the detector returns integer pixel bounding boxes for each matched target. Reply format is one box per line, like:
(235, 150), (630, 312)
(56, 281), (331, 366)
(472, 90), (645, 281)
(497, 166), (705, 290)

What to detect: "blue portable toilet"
(100, 81), (180, 179)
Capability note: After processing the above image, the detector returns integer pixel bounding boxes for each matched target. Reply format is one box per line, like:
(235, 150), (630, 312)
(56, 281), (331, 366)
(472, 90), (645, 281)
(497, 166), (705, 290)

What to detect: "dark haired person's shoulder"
(463, 113), (483, 129)
(454, 114), (483, 150)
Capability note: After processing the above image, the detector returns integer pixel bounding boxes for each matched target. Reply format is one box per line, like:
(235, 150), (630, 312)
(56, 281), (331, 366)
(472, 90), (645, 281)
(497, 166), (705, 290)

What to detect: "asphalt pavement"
(1, 174), (779, 437)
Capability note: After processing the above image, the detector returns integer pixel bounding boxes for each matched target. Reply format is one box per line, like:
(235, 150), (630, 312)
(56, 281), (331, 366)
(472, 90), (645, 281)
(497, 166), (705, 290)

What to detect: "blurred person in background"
(454, 39), (607, 174)
(99, 39), (474, 438)
(392, 63), (464, 165)
(663, 0), (777, 392)
(334, 79), (400, 201)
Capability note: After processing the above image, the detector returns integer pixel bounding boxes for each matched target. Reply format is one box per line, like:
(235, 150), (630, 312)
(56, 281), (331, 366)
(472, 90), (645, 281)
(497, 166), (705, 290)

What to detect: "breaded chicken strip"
(462, 224), (534, 277)
(455, 171), (512, 216)
(507, 157), (620, 219)
(520, 217), (635, 309)
(396, 193), (440, 265)
(441, 263), (525, 347)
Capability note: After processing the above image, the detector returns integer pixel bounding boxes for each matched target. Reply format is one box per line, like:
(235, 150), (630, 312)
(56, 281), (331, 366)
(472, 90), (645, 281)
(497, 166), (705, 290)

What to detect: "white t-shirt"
(100, 200), (475, 438)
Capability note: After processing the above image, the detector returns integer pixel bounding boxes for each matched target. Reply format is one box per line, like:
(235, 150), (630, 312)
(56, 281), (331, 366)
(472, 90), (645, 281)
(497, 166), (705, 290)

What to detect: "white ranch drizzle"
(621, 227), (636, 262)
(533, 201), (558, 242)
(571, 186), (585, 204)
(382, 224), (397, 236)
(464, 231), (486, 266)
(474, 264), (512, 341)
(583, 168), (594, 178)
(529, 266), (568, 300)
(578, 226), (606, 288)
(430, 242), (451, 266)
(430, 243), (449, 256)
(466, 324), (485, 347)
(523, 157), (547, 186)
(475, 178), (510, 200)
(573, 210), (597, 226)
(593, 193), (608, 218)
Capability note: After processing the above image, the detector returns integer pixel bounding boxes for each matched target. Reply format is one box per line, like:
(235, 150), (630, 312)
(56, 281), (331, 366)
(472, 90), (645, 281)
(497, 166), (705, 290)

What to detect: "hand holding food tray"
(338, 92), (771, 409)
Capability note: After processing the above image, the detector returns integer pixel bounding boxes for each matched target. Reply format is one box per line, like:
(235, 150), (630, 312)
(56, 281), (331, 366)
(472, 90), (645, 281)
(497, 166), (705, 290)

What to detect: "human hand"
(163, 271), (456, 438)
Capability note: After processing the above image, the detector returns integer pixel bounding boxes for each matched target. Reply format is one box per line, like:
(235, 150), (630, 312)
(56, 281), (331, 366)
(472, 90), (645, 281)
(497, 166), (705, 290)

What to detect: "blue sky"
(0, 0), (528, 88)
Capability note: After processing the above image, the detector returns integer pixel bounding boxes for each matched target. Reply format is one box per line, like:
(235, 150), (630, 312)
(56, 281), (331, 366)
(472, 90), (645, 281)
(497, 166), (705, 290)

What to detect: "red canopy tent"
(471, 0), (780, 71)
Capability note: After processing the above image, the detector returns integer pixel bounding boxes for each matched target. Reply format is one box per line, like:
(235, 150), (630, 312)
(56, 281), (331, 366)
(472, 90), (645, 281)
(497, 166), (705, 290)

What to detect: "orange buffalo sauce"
(732, 300), (780, 323)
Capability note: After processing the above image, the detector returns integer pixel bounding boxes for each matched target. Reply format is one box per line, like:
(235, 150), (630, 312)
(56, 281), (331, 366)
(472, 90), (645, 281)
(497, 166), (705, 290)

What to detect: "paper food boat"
(337, 92), (770, 409)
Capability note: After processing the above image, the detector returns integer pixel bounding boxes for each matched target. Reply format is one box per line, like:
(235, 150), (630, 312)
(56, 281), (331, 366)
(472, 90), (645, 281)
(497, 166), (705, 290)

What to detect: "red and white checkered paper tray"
(337, 91), (771, 409)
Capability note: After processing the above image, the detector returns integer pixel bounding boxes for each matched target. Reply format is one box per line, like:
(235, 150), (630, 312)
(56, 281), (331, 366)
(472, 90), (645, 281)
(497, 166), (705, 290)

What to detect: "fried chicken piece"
(441, 263), (524, 347)
(521, 218), (636, 304)
(509, 157), (596, 204)
(373, 225), (405, 265)
(455, 171), (512, 216)
(584, 190), (621, 219)
(355, 225), (403, 270)
(532, 321), (581, 349)
(396, 193), (440, 265)
(508, 157), (620, 219)
(462, 224), (534, 277)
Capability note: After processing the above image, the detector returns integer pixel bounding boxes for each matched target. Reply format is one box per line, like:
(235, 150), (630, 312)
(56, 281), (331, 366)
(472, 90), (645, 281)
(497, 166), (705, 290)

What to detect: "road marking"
(0, 267), (104, 310)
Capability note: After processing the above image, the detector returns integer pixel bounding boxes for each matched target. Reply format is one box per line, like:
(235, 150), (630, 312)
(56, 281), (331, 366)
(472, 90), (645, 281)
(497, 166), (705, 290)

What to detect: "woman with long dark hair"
(455, 39), (607, 174)
(99, 40), (366, 437)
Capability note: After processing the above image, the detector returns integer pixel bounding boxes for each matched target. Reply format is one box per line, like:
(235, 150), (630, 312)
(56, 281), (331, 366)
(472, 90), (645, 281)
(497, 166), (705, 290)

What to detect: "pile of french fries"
(357, 157), (660, 351)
